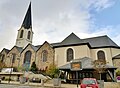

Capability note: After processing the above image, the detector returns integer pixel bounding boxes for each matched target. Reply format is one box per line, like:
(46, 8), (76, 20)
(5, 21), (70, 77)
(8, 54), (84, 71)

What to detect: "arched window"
(24, 51), (32, 64)
(27, 31), (31, 39)
(97, 50), (106, 61)
(67, 48), (74, 62)
(12, 53), (16, 63)
(20, 30), (24, 38)
(42, 50), (48, 62)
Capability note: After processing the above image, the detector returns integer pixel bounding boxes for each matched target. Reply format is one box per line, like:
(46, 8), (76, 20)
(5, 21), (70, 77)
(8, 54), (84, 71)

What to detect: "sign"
(1, 68), (13, 73)
(71, 62), (81, 71)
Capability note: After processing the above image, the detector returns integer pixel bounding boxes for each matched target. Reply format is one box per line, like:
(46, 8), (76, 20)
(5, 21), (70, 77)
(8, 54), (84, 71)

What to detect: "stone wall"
(104, 82), (120, 88)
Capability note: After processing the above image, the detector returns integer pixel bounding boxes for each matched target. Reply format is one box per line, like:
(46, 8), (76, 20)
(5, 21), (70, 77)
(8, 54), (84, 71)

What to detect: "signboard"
(70, 62), (82, 71)
(1, 68), (13, 73)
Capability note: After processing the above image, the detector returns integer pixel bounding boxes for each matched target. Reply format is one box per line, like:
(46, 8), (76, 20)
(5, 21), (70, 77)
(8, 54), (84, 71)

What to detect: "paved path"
(0, 84), (41, 88)
(0, 81), (77, 88)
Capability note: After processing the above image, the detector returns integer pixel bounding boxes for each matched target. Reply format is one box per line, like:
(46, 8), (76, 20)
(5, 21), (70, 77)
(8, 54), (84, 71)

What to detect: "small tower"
(15, 2), (33, 48)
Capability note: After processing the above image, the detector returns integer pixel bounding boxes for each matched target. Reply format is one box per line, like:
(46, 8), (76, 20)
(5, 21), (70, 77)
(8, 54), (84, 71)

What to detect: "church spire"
(22, 2), (32, 29)
(16, 2), (33, 48)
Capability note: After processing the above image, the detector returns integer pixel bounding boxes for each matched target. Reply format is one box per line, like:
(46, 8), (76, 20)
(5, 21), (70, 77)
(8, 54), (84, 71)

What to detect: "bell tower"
(15, 2), (33, 48)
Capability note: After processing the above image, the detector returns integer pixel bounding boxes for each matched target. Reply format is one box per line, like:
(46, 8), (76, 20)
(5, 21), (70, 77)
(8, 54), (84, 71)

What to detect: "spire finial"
(22, 2), (32, 29)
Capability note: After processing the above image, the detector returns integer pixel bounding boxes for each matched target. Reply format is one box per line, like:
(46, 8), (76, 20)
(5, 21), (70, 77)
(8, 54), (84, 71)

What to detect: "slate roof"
(1, 48), (10, 54)
(20, 44), (40, 53)
(59, 57), (93, 70)
(3, 33), (118, 54)
(52, 33), (119, 48)
(59, 57), (116, 70)
(83, 35), (119, 48)
(15, 46), (23, 53)
(31, 44), (40, 51)
(5, 32), (117, 54)
(61, 33), (84, 45)
(4, 48), (10, 53)
(22, 2), (32, 29)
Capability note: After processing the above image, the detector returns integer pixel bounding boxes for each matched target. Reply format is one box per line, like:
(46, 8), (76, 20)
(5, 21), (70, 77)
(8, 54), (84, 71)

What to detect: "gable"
(21, 43), (40, 54)
(0, 48), (10, 54)
(61, 33), (83, 45)
(8, 46), (20, 55)
(37, 41), (53, 52)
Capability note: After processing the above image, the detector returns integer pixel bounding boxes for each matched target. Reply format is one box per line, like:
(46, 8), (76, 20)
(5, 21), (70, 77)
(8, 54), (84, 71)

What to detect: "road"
(0, 84), (44, 88)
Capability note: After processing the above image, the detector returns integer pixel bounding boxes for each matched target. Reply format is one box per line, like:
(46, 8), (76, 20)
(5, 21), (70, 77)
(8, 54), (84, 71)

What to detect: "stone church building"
(0, 3), (120, 82)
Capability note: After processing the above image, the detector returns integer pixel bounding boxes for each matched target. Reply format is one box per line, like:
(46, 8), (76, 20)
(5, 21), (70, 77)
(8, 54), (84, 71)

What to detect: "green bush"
(116, 69), (120, 76)
(46, 64), (60, 78)
(30, 62), (38, 73)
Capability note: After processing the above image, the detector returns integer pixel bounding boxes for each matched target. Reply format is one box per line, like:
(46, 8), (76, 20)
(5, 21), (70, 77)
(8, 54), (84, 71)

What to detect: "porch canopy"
(59, 57), (116, 70)
(58, 57), (117, 82)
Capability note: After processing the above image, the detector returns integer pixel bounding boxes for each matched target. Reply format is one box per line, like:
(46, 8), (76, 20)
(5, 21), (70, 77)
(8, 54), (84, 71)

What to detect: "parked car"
(80, 78), (99, 88)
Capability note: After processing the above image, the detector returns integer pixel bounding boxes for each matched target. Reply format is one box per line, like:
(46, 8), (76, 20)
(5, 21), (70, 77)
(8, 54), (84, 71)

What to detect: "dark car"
(80, 78), (99, 88)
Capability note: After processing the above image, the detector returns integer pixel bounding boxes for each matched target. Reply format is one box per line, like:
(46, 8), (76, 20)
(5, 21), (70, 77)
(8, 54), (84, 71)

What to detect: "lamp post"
(70, 61), (82, 88)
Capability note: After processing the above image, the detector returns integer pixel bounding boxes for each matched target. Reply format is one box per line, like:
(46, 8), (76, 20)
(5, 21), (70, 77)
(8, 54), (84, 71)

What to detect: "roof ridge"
(82, 35), (107, 40)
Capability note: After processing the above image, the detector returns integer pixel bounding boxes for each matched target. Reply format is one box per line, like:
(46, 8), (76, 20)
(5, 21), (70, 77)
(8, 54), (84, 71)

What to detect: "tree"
(92, 60), (107, 80)
(46, 63), (60, 78)
(30, 62), (38, 73)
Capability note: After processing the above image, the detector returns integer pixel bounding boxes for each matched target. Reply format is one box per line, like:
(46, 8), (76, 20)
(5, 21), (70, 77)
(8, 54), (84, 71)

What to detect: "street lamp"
(70, 61), (82, 88)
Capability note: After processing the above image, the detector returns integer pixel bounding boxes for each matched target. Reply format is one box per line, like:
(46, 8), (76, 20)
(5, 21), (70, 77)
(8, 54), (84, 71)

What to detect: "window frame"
(20, 30), (24, 38)
(24, 50), (32, 64)
(97, 50), (106, 61)
(27, 31), (31, 40)
(66, 48), (74, 62)
(42, 50), (48, 62)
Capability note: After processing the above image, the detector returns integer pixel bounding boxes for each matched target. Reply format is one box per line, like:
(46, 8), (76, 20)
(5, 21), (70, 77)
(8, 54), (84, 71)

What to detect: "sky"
(0, 0), (120, 51)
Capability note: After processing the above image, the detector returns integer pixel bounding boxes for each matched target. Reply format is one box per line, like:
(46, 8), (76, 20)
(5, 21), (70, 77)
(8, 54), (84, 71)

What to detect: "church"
(0, 3), (120, 82)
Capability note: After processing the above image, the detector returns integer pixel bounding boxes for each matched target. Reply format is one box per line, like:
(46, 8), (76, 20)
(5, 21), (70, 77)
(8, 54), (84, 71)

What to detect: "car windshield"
(82, 79), (96, 84)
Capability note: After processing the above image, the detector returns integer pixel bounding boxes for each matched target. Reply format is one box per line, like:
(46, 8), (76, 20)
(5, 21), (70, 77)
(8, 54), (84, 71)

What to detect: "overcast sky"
(0, 0), (120, 51)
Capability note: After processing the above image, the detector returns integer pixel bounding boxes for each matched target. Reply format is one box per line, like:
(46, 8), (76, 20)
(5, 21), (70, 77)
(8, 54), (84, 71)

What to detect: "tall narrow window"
(23, 51), (32, 71)
(67, 48), (74, 62)
(27, 31), (31, 39)
(97, 50), (105, 61)
(20, 30), (24, 38)
(12, 53), (16, 63)
(24, 51), (32, 64)
(42, 50), (48, 62)
(1, 54), (5, 62)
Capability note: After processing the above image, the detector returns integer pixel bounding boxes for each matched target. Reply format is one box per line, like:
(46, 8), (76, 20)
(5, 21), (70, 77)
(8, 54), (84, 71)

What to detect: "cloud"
(0, 0), (118, 51)
(88, 0), (115, 11)
(78, 25), (120, 46)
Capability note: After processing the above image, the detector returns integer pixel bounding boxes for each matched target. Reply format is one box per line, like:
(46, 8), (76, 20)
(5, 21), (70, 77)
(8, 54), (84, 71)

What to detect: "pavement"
(0, 80), (78, 88)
